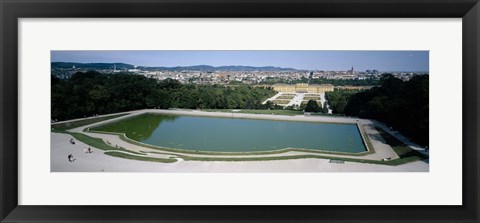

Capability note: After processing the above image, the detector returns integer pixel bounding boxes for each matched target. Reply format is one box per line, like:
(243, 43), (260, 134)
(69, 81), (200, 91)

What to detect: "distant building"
(128, 66), (140, 73)
(273, 83), (334, 93)
(347, 66), (354, 74)
(335, 85), (373, 90)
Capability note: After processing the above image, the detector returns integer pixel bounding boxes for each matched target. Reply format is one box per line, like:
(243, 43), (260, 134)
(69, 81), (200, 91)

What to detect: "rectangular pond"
(91, 113), (367, 153)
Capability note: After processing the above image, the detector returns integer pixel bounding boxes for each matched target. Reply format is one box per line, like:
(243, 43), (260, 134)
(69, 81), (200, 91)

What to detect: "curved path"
(50, 109), (428, 172)
(51, 132), (428, 172)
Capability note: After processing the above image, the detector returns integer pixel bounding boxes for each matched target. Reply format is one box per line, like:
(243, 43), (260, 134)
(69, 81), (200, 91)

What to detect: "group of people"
(67, 138), (93, 163)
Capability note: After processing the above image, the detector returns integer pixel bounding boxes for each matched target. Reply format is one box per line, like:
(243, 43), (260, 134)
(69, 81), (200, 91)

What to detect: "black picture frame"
(1, 0), (479, 222)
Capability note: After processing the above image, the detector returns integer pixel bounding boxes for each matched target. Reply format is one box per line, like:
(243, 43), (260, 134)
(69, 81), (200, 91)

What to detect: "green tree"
(305, 100), (321, 113)
(343, 74), (429, 146)
(51, 72), (277, 120)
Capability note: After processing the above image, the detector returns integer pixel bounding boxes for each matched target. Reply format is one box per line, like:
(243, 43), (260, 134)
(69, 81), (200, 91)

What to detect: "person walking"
(68, 154), (75, 162)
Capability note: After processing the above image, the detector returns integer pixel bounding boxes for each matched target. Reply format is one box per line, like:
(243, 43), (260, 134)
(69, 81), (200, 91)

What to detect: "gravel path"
(51, 133), (428, 172)
(50, 109), (427, 172)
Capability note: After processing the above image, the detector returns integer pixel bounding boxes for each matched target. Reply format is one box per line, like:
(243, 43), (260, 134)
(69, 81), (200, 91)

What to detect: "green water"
(92, 113), (367, 153)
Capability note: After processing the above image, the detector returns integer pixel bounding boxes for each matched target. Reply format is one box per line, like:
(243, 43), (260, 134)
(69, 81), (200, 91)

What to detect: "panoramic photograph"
(50, 50), (429, 172)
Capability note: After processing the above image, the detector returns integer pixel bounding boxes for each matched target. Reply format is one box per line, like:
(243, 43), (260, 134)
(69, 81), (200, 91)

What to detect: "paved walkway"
(318, 93), (332, 114)
(50, 109), (428, 172)
(51, 133), (428, 172)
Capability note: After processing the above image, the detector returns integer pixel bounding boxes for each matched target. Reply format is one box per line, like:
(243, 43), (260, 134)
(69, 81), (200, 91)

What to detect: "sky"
(51, 50), (429, 72)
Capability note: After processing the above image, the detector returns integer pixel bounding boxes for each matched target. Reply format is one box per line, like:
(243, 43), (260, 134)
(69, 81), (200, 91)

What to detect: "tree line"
(327, 74), (429, 146)
(325, 89), (359, 114)
(52, 71), (428, 147)
(51, 71), (277, 121)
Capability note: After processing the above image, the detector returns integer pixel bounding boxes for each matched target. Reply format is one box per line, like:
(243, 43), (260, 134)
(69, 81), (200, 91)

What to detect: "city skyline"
(51, 50), (429, 72)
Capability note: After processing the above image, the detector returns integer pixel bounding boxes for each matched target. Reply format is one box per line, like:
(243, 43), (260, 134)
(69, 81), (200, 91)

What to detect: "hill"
(51, 62), (298, 72)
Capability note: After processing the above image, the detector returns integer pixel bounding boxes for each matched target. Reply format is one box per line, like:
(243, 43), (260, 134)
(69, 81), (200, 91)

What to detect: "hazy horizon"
(51, 50), (429, 72)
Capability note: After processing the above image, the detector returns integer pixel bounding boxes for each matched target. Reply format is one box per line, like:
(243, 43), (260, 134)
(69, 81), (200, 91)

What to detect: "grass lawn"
(104, 151), (177, 163)
(303, 97), (321, 100)
(175, 153), (417, 166)
(60, 131), (177, 162)
(68, 132), (145, 155)
(51, 113), (129, 131)
(56, 129), (177, 162)
(276, 96), (295, 99)
(271, 99), (291, 104)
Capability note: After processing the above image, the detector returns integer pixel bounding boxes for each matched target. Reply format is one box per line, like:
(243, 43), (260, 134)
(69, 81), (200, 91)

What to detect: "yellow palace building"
(273, 83), (334, 93)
